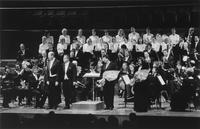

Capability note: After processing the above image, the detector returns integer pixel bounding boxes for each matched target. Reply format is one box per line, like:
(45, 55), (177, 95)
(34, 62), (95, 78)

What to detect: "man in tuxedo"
(16, 43), (30, 62)
(101, 55), (117, 110)
(46, 51), (61, 109)
(61, 54), (77, 109)
(194, 36), (200, 54)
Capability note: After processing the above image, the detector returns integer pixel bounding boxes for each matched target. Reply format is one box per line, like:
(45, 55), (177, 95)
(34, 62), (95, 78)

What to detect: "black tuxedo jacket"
(27, 73), (39, 89)
(148, 49), (158, 62)
(61, 62), (77, 83)
(46, 59), (61, 82)
(195, 42), (200, 54)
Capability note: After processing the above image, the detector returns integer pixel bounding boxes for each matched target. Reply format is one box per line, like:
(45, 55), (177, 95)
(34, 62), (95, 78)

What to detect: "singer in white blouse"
(83, 38), (94, 54)
(39, 36), (49, 55)
(169, 28), (180, 47)
(89, 29), (100, 45)
(143, 28), (154, 44)
(76, 29), (86, 45)
(128, 27), (140, 43)
(116, 29), (127, 48)
(58, 28), (70, 48)
(102, 30), (112, 43)
(44, 30), (54, 44)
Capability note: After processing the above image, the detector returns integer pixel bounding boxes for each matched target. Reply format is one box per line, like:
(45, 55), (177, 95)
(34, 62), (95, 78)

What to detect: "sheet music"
(157, 75), (165, 85)
(122, 75), (131, 85)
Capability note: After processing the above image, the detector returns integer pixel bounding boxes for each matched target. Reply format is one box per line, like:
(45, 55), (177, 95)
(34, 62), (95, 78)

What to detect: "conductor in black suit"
(101, 55), (117, 110)
(61, 54), (77, 109)
(46, 51), (61, 109)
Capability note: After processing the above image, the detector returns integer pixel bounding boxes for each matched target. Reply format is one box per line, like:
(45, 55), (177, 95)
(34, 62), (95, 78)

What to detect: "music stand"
(83, 72), (100, 101)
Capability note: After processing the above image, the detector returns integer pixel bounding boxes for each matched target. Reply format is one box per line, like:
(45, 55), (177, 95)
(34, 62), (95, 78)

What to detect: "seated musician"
(135, 37), (146, 58)
(1, 66), (16, 108)
(118, 62), (130, 98)
(18, 61), (34, 106)
(25, 67), (40, 106)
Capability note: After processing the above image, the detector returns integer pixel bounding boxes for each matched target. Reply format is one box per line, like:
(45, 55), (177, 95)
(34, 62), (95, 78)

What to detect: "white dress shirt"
(64, 62), (70, 80)
(33, 73), (38, 81)
(49, 58), (56, 77)
(57, 43), (65, 55)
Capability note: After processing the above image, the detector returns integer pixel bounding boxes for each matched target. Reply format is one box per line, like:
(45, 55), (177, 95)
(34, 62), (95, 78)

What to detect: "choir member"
(116, 29), (127, 47)
(143, 27), (153, 44)
(135, 38), (146, 58)
(58, 28), (70, 48)
(44, 30), (54, 45)
(128, 27), (140, 43)
(76, 29), (86, 45)
(169, 28), (180, 47)
(102, 29), (112, 43)
(39, 36), (48, 55)
(89, 29), (100, 45)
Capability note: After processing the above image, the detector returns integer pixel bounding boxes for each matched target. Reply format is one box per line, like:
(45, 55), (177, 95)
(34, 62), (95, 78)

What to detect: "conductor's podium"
(71, 101), (104, 111)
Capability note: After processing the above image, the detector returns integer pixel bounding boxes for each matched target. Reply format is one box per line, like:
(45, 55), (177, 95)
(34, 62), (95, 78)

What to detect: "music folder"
(157, 75), (165, 85)
(122, 75), (131, 85)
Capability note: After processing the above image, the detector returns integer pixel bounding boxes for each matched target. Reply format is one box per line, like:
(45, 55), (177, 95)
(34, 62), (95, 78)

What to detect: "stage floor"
(1, 96), (200, 118)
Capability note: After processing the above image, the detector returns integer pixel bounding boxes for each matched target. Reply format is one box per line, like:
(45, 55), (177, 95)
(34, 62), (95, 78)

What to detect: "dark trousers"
(2, 88), (13, 107)
(103, 81), (115, 108)
(32, 88), (48, 108)
(48, 77), (61, 108)
(63, 79), (74, 107)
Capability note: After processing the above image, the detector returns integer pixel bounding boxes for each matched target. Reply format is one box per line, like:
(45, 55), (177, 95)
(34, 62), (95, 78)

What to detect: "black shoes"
(104, 107), (114, 110)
